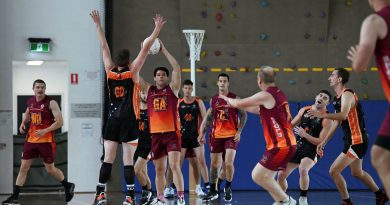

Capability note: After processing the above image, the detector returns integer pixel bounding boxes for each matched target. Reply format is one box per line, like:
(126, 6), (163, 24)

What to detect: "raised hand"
(89, 10), (101, 26)
(153, 14), (166, 31)
(347, 45), (358, 62)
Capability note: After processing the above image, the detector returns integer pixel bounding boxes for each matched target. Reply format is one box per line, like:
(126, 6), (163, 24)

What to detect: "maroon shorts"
(22, 142), (56, 164)
(185, 148), (196, 158)
(259, 146), (296, 171)
(210, 137), (238, 153)
(151, 132), (181, 160)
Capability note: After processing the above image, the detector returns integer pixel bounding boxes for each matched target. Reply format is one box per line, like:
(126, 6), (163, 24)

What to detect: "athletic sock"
(61, 178), (70, 188)
(300, 189), (308, 197)
(124, 165), (135, 198)
(13, 185), (21, 199)
(142, 185), (148, 191)
(225, 181), (231, 189)
(96, 183), (106, 195)
(171, 183), (176, 189)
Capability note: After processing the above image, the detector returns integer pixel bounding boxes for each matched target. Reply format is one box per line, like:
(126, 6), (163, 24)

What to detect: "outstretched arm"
(131, 14), (165, 81)
(90, 10), (115, 73)
(220, 91), (274, 110)
(139, 76), (151, 94)
(316, 120), (340, 155)
(291, 107), (305, 127)
(348, 14), (387, 72)
(161, 42), (181, 96)
(308, 92), (354, 121)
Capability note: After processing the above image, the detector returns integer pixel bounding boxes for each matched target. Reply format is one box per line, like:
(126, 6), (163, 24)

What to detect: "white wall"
(0, 0), (105, 192)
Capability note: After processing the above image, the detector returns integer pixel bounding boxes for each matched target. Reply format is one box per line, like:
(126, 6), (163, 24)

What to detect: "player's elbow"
(352, 61), (368, 73)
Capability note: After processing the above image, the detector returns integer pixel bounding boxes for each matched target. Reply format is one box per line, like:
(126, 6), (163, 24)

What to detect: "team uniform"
(375, 6), (390, 150)
(134, 109), (151, 162)
(22, 96), (56, 163)
(334, 89), (369, 159)
(178, 97), (202, 150)
(147, 85), (181, 160)
(210, 93), (239, 153)
(104, 67), (140, 142)
(290, 106), (323, 164)
(259, 87), (297, 171)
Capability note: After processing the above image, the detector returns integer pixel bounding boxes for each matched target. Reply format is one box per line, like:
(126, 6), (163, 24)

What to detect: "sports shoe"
(279, 196), (297, 205)
(2, 195), (19, 205)
(140, 190), (152, 205)
(376, 190), (389, 205)
(93, 192), (107, 205)
(123, 195), (135, 205)
(163, 187), (176, 198)
(202, 190), (219, 202)
(299, 196), (308, 205)
(224, 187), (232, 202)
(155, 199), (165, 205)
(177, 196), (186, 205)
(195, 186), (206, 198)
(65, 182), (75, 202)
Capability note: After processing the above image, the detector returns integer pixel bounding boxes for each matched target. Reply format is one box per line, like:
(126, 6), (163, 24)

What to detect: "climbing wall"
(111, 0), (384, 101)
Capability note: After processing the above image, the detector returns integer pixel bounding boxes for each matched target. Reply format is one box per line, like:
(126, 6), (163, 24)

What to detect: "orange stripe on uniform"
(133, 83), (140, 120)
(379, 73), (390, 102)
(107, 70), (133, 80)
(348, 107), (363, 145)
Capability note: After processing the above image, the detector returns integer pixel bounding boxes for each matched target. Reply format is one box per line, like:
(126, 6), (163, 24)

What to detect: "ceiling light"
(26, 60), (43, 66)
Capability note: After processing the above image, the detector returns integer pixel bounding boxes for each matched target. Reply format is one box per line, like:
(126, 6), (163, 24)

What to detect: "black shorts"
(343, 142), (368, 159)
(181, 137), (200, 149)
(289, 148), (318, 164)
(134, 132), (152, 162)
(375, 135), (390, 151)
(104, 118), (139, 143)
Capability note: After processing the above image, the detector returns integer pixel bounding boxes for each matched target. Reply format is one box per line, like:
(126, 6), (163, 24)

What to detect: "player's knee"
(299, 167), (309, 177)
(134, 165), (142, 175)
(224, 161), (234, 170)
(329, 167), (340, 177)
(351, 170), (364, 178)
(45, 166), (56, 175)
(277, 172), (287, 181)
(371, 148), (382, 169)
(155, 165), (165, 174)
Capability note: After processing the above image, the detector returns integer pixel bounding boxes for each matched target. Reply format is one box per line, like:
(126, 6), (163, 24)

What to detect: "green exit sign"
(31, 42), (50, 53)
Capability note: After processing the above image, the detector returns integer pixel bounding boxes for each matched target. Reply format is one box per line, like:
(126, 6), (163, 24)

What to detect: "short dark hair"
(154, 67), (170, 77)
(218, 73), (230, 81)
(319, 89), (332, 100)
(115, 49), (130, 67)
(183, 79), (193, 86)
(33, 79), (46, 87)
(335, 67), (350, 84)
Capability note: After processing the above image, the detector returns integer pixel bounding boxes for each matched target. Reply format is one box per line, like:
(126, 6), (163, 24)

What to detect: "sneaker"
(177, 197), (185, 205)
(123, 196), (135, 205)
(195, 186), (206, 198)
(93, 192), (107, 205)
(224, 187), (232, 202)
(298, 196), (308, 205)
(65, 182), (75, 202)
(376, 190), (389, 205)
(163, 187), (176, 198)
(202, 190), (219, 202)
(140, 190), (152, 205)
(155, 199), (165, 205)
(2, 195), (20, 205)
(279, 196), (297, 205)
